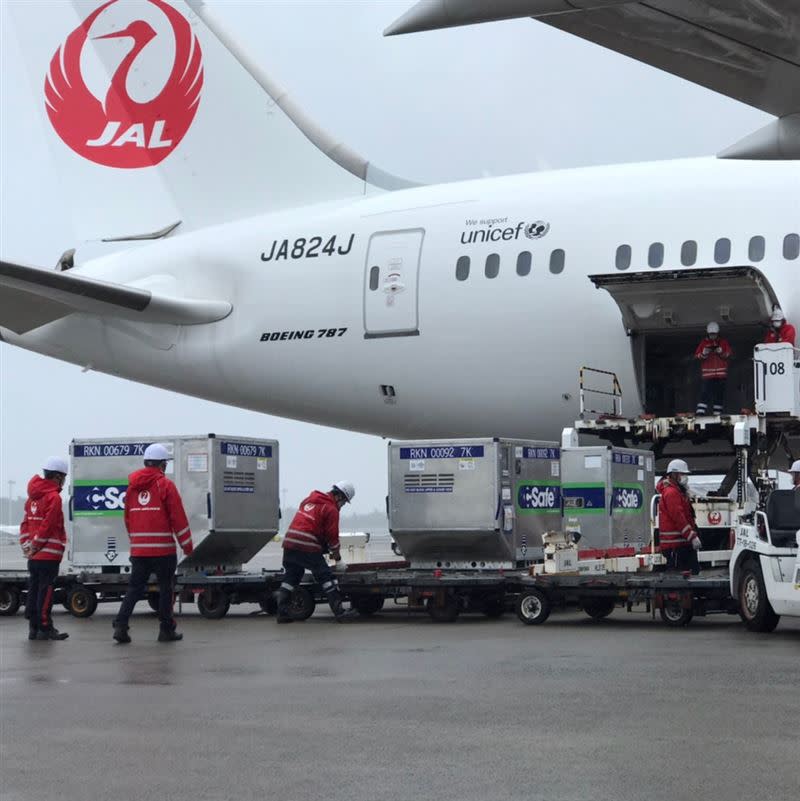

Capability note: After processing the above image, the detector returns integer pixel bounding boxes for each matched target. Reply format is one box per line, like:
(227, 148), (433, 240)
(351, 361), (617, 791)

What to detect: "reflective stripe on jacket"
(21, 475), (66, 562)
(283, 490), (340, 554)
(124, 468), (193, 558)
(694, 337), (732, 379)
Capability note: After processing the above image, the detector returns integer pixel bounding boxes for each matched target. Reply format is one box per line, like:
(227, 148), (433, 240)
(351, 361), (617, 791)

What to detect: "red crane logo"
(45, 0), (203, 169)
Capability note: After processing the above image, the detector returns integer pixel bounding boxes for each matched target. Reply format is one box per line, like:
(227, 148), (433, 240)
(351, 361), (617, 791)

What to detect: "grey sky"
(0, 1), (770, 510)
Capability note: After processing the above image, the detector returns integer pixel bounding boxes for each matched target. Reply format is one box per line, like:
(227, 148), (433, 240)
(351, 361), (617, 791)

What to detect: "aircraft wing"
(0, 259), (232, 335)
(386, 1), (800, 118)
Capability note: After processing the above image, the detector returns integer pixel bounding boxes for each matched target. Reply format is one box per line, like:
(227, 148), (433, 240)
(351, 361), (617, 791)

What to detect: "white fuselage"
(4, 157), (799, 439)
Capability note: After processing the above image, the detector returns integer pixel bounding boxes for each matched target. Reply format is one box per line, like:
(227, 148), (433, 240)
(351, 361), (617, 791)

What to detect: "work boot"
(36, 627), (69, 640)
(327, 591), (357, 623)
(157, 623), (183, 642)
(275, 588), (293, 624)
(112, 622), (131, 644)
(27, 623), (38, 641)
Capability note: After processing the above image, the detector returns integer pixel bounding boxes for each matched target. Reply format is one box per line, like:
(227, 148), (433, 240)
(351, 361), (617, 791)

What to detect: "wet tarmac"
(1, 604), (798, 801)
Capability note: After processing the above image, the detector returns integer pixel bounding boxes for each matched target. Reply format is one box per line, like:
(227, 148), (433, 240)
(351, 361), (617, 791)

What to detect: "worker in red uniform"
(764, 308), (796, 346)
(656, 459), (701, 574)
(694, 321), (732, 415)
(113, 444), (193, 644)
(276, 481), (356, 623)
(20, 457), (69, 640)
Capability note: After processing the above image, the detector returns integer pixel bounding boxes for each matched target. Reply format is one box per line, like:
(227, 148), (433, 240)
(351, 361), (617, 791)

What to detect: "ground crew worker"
(20, 457), (69, 640)
(765, 308), (796, 346)
(790, 460), (800, 490)
(276, 481), (356, 623)
(112, 444), (193, 644)
(656, 459), (701, 574)
(694, 321), (732, 415)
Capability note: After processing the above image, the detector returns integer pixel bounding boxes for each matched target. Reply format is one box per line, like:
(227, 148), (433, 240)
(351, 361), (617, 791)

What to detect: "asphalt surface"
(1, 604), (798, 801)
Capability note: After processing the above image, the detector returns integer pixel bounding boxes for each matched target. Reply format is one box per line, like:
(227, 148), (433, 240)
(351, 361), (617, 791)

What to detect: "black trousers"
(281, 550), (337, 595)
(665, 547), (700, 575)
(114, 555), (178, 628)
(27, 560), (60, 630)
(696, 379), (726, 414)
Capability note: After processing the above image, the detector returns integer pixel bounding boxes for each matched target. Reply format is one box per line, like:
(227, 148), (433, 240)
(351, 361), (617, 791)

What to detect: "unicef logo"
(524, 221), (550, 239)
(518, 484), (560, 511)
(138, 491), (151, 506)
(613, 487), (643, 511)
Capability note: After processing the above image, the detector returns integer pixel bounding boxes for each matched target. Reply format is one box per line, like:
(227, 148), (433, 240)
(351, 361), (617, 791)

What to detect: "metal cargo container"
(560, 446), (654, 551)
(69, 435), (279, 571)
(389, 438), (561, 568)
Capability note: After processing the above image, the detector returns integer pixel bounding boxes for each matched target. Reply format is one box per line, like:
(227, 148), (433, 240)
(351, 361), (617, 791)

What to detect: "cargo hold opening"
(590, 268), (781, 417)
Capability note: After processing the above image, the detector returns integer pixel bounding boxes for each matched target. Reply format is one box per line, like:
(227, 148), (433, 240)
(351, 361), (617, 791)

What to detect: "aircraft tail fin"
(3, 1), (412, 249)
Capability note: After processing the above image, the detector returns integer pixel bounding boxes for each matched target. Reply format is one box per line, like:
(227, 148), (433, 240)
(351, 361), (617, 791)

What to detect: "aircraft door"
(363, 228), (424, 338)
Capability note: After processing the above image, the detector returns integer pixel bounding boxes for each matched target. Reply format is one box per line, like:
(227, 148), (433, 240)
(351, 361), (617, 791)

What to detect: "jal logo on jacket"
(138, 491), (152, 506)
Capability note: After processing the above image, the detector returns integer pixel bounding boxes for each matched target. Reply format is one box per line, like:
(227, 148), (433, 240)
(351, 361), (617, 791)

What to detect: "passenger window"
(455, 255), (470, 281)
(615, 245), (631, 271)
(748, 236), (765, 262)
(516, 251), (532, 276)
(485, 253), (500, 279)
(648, 242), (664, 269)
(368, 265), (380, 291)
(681, 240), (697, 266)
(714, 238), (731, 264)
(784, 233), (800, 260)
(549, 249), (565, 274)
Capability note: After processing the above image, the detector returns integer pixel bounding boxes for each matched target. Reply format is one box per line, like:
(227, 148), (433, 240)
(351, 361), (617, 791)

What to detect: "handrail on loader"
(579, 366), (623, 419)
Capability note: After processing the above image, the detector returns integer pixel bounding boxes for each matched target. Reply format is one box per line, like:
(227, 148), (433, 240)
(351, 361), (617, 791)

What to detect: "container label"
(522, 446), (560, 460)
(74, 442), (152, 458)
(562, 485), (605, 514)
(404, 486), (453, 494)
(187, 453), (208, 472)
(517, 482), (562, 513)
(612, 452), (643, 466)
(220, 441), (273, 458)
(612, 485), (644, 512)
(73, 479), (128, 516)
(399, 445), (484, 460)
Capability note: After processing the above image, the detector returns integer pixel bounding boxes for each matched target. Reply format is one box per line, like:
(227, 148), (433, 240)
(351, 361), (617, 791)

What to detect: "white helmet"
(706, 321), (719, 334)
(790, 460), (800, 474)
(667, 459), (691, 475)
(144, 443), (171, 461)
(332, 480), (355, 503)
(770, 308), (785, 324)
(44, 456), (68, 475)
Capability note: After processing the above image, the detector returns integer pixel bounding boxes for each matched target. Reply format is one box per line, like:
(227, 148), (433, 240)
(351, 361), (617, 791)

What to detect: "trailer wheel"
(0, 585), (21, 616)
(67, 585), (98, 618)
(426, 596), (459, 623)
(481, 594), (506, 619)
(259, 594), (278, 616)
(739, 560), (780, 633)
(289, 587), (315, 621)
(147, 592), (160, 613)
(581, 598), (615, 620)
(659, 602), (693, 627)
(516, 589), (551, 625)
(351, 595), (384, 616)
(197, 588), (231, 620)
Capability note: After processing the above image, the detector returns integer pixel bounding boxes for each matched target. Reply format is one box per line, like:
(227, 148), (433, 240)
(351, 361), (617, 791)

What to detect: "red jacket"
(765, 322), (796, 346)
(20, 476), (66, 562)
(283, 490), (340, 554)
(656, 477), (699, 551)
(694, 337), (732, 379)
(124, 468), (193, 558)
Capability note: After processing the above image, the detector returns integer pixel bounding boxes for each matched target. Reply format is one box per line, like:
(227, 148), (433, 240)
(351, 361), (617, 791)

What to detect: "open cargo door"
(589, 268), (781, 416)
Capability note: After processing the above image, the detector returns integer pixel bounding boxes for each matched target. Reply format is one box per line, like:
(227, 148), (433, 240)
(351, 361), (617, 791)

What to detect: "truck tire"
(739, 560), (780, 633)
(197, 588), (230, 620)
(0, 585), (21, 616)
(67, 585), (98, 618)
(581, 598), (615, 620)
(659, 602), (693, 627)
(515, 589), (551, 625)
(426, 595), (459, 623)
(351, 595), (384, 616)
(289, 587), (315, 621)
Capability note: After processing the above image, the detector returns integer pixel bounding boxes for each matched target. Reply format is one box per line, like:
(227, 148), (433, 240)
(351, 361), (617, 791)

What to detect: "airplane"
(1, 0), (798, 447)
